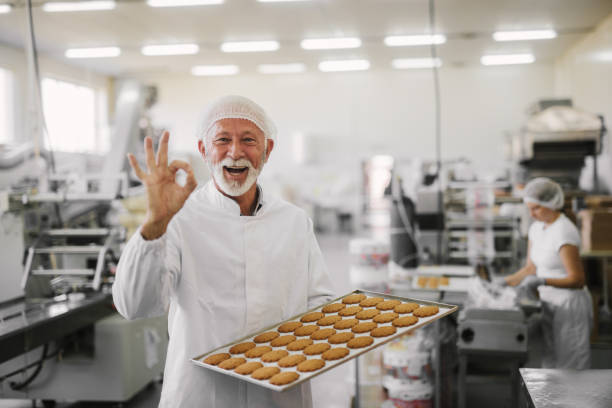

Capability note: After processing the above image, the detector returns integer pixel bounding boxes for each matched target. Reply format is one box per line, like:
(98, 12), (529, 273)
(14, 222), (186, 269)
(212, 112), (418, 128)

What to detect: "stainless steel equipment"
(457, 308), (527, 353)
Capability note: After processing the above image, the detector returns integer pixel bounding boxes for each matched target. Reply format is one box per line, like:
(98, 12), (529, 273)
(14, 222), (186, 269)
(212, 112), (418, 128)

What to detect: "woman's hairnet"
(523, 177), (564, 210)
(198, 95), (277, 143)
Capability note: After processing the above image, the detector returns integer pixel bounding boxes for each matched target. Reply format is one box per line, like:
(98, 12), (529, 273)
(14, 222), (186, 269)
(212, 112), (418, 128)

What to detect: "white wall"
(139, 63), (555, 179)
(555, 14), (612, 192)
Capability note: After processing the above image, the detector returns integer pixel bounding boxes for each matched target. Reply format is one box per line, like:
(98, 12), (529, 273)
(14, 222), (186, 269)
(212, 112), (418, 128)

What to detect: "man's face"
(198, 118), (274, 196)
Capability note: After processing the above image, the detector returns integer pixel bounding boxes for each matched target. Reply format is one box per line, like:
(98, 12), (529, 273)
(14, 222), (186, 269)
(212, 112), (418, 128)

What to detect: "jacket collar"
(204, 180), (264, 216)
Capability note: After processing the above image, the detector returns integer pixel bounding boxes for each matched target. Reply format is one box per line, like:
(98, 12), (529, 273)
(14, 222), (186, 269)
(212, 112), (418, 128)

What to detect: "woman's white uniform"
(112, 181), (336, 407)
(529, 213), (593, 369)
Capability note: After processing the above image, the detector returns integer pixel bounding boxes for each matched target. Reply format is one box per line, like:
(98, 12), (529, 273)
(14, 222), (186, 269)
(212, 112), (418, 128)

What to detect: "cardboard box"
(578, 209), (612, 251)
(585, 195), (612, 209)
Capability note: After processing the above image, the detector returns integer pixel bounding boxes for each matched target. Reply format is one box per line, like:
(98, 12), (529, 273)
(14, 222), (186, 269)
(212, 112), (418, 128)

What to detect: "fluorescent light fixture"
(221, 41), (279, 53)
(43, 1), (115, 12)
(301, 37), (361, 50)
(147, 0), (223, 7)
(392, 58), (442, 69)
(384, 34), (446, 47)
(141, 44), (199, 56)
(257, 63), (306, 74)
(493, 30), (557, 42)
(191, 65), (239, 76)
(318, 59), (370, 72)
(480, 53), (535, 66)
(0, 4), (12, 13)
(65, 47), (120, 58)
(257, 0), (309, 2)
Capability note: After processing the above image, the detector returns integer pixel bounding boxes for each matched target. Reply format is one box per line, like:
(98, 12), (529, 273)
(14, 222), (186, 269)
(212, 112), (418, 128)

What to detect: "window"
(41, 77), (108, 153)
(0, 67), (14, 144)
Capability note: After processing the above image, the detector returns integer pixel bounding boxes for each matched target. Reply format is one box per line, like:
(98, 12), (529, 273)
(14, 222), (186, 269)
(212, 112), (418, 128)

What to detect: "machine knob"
(516, 333), (525, 343)
(461, 327), (474, 343)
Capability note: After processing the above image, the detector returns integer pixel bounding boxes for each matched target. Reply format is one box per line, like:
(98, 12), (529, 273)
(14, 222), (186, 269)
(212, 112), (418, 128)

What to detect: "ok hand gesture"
(128, 131), (197, 240)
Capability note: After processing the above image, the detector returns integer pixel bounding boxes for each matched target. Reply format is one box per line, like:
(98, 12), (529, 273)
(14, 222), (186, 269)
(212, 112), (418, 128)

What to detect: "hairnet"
(198, 95), (277, 142)
(523, 177), (564, 210)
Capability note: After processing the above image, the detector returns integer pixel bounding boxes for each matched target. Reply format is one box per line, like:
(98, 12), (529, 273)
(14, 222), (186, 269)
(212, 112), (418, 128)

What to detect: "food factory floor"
(1, 232), (611, 408)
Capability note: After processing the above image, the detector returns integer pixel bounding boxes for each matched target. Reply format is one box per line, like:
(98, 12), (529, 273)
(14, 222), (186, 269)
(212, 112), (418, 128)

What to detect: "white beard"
(208, 156), (263, 197)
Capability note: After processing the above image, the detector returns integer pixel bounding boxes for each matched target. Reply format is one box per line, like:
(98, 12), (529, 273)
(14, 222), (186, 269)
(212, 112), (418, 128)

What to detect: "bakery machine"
(0, 81), (168, 405)
(518, 101), (606, 190)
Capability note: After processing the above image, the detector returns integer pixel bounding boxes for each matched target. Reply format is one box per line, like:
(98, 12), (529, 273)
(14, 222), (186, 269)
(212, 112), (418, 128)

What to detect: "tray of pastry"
(412, 275), (470, 292)
(191, 290), (458, 392)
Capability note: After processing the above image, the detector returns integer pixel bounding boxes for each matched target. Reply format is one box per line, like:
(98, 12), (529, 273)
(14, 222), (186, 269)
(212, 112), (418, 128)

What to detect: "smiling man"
(112, 95), (335, 407)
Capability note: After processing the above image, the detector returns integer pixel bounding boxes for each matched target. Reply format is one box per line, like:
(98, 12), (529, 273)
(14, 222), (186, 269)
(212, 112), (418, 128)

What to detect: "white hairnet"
(198, 95), (277, 142)
(523, 177), (564, 210)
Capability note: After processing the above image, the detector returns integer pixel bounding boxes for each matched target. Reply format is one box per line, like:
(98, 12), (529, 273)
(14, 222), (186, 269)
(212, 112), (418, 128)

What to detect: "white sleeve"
(306, 218), (337, 309)
(112, 222), (181, 320)
(554, 218), (581, 251)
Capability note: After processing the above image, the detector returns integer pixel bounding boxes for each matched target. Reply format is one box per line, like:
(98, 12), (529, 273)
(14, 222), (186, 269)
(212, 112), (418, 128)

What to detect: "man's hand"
(127, 131), (197, 240)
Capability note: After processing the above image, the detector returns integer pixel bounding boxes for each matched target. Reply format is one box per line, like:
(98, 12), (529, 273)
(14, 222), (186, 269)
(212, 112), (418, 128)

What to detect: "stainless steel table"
(519, 368), (612, 408)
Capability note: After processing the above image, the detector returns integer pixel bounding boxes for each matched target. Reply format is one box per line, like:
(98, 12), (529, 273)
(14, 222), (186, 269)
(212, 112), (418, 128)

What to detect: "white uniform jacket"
(112, 181), (336, 407)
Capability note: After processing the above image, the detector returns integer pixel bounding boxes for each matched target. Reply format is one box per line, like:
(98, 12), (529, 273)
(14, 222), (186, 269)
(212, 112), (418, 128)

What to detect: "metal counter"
(519, 368), (612, 408)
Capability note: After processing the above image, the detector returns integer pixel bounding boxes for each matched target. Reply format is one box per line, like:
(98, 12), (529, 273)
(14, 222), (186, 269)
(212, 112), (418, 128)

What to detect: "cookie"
(245, 346), (273, 358)
(251, 366), (280, 380)
(440, 276), (449, 286)
(270, 371), (300, 386)
(294, 325), (319, 336)
(234, 361), (263, 375)
(334, 318), (359, 330)
(339, 306), (363, 316)
(322, 303), (346, 313)
(278, 354), (307, 367)
(254, 331), (279, 343)
(203, 353), (230, 365)
(359, 297), (385, 307)
(303, 343), (331, 355)
(287, 339), (313, 351)
(229, 342), (256, 355)
(427, 277), (440, 289)
(301, 312), (325, 323)
(317, 315), (342, 326)
(322, 347), (350, 361)
(376, 300), (402, 310)
(271, 335), (297, 347)
(342, 294), (367, 304)
(394, 303), (419, 314)
(392, 316), (419, 327)
(310, 328), (336, 340)
(373, 312), (399, 323)
(261, 349), (289, 363)
(352, 322), (378, 333)
(328, 332), (354, 344)
(371, 326), (397, 337)
(417, 276), (428, 288)
(278, 321), (303, 333)
(218, 357), (246, 370)
(347, 336), (374, 349)
(297, 359), (326, 372)
(356, 309), (380, 320)
(413, 305), (439, 317)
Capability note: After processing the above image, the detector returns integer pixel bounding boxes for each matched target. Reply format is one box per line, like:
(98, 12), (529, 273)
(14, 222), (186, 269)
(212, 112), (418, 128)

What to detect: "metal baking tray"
(191, 289), (458, 392)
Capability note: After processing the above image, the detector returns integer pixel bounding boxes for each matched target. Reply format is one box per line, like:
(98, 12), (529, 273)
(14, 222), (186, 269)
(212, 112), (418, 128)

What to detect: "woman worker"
(505, 177), (592, 369)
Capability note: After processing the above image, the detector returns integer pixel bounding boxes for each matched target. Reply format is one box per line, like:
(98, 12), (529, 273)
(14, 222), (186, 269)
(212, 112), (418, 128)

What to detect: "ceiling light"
(257, 63), (306, 74)
(191, 65), (239, 76)
(318, 59), (370, 72)
(65, 47), (120, 58)
(0, 4), (12, 13)
(493, 30), (557, 42)
(147, 0), (223, 7)
(43, 1), (115, 12)
(221, 41), (279, 53)
(141, 44), (199, 56)
(257, 0), (310, 2)
(392, 58), (442, 69)
(301, 37), (361, 50)
(384, 34), (446, 47)
(480, 53), (535, 66)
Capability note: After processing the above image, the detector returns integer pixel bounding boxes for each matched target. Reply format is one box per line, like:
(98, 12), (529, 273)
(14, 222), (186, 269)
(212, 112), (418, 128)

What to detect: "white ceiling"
(0, 0), (611, 76)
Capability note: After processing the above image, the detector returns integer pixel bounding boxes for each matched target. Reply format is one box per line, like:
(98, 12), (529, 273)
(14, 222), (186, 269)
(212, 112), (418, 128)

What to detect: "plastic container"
(349, 238), (390, 267)
(382, 377), (433, 408)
